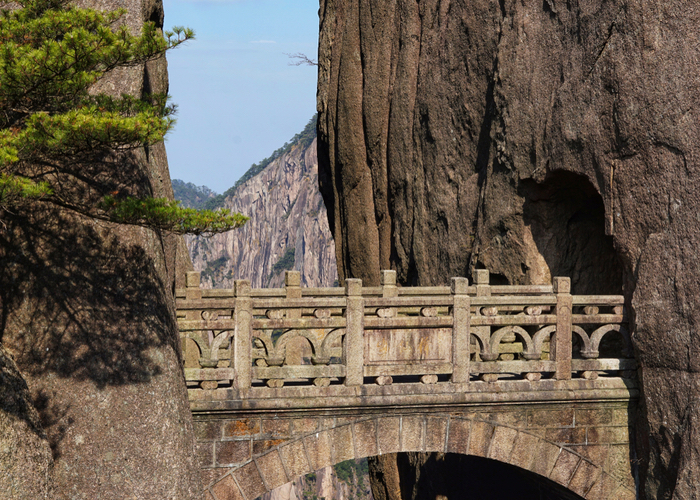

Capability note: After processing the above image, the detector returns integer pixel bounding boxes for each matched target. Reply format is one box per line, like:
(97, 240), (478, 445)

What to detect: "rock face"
(0, 0), (201, 498)
(186, 137), (338, 289)
(318, 0), (700, 497)
(0, 345), (53, 498)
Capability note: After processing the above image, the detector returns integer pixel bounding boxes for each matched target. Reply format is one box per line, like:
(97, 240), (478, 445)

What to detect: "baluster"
(451, 277), (471, 384)
(553, 277), (572, 380)
(234, 280), (252, 390)
(344, 278), (364, 386)
(282, 270), (305, 380)
(474, 270), (496, 381)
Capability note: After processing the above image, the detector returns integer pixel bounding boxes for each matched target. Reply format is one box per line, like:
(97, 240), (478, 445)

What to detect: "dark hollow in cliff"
(520, 171), (622, 296)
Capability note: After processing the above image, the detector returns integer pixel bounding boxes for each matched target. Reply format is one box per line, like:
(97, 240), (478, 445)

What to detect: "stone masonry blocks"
(195, 420), (223, 440)
(609, 485), (636, 500)
(568, 460), (603, 498)
(292, 418), (319, 436)
(530, 441), (562, 478)
(545, 426), (586, 446)
(506, 431), (540, 471)
(197, 442), (214, 468)
(211, 475), (245, 500)
(468, 420), (495, 458)
(425, 417), (448, 452)
(216, 440), (251, 466)
(575, 409), (613, 426)
(487, 425), (518, 463)
(201, 469), (227, 490)
(233, 461), (266, 500)
(585, 473), (623, 500)
(568, 444), (610, 467)
(446, 418), (471, 455)
(604, 444), (636, 489)
(587, 426), (629, 445)
(256, 451), (289, 491)
(528, 408), (574, 428)
(353, 419), (378, 458)
(401, 415), (424, 452)
(253, 438), (288, 456)
(376, 417), (401, 454)
(262, 418), (292, 438)
(304, 430), (332, 472)
(331, 425), (354, 464)
(279, 440), (310, 481)
(224, 419), (261, 438)
(194, 404), (635, 500)
(549, 448), (582, 487)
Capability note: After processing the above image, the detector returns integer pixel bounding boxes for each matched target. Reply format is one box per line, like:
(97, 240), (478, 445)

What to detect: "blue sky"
(162, 0), (319, 192)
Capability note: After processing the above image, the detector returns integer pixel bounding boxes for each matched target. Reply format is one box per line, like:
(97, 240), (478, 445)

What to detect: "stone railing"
(176, 270), (635, 395)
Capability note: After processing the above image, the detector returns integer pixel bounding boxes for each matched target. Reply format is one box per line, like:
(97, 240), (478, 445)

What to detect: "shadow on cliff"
(0, 201), (178, 456)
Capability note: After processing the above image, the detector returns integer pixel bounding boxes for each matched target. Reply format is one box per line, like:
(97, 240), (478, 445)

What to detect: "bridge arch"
(201, 413), (635, 500)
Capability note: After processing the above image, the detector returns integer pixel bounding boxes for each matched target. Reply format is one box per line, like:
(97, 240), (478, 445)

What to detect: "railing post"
(553, 277), (572, 380)
(344, 278), (364, 386)
(451, 277), (471, 384)
(381, 270), (397, 298)
(475, 269), (490, 297)
(185, 271), (202, 300)
(234, 280), (252, 390)
(285, 270), (302, 318)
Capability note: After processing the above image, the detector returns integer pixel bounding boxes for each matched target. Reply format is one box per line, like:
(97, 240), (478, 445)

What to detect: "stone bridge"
(176, 270), (638, 500)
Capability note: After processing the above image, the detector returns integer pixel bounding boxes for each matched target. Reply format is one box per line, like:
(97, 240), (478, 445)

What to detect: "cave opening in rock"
(520, 171), (622, 295)
(369, 452), (585, 500)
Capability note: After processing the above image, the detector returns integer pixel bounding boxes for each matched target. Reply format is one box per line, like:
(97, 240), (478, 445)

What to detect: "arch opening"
(259, 454), (586, 500)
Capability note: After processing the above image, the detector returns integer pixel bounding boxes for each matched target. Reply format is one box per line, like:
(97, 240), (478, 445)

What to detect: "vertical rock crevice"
(319, 0), (700, 496)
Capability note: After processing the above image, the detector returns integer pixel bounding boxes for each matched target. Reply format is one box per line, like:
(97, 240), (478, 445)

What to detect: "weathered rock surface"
(186, 137), (337, 289)
(0, 346), (53, 499)
(0, 0), (201, 498)
(318, 0), (700, 497)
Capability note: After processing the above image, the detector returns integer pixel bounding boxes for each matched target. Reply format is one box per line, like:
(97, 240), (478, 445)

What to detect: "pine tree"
(0, 0), (247, 234)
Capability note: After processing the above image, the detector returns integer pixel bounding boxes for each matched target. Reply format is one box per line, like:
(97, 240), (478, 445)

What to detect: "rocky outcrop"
(318, 0), (700, 497)
(186, 137), (337, 289)
(0, 0), (201, 498)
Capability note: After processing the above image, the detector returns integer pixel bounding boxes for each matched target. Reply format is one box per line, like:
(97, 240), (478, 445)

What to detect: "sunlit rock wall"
(187, 137), (337, 289)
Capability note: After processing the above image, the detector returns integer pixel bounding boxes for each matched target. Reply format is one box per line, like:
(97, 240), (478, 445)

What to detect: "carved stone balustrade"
(176, 270), (635, 408)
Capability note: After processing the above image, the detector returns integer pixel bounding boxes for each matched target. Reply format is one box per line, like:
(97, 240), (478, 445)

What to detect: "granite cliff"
(183, 133), (337, 289)
(318, 0), (700, 497)
(0, 1), (200, 498)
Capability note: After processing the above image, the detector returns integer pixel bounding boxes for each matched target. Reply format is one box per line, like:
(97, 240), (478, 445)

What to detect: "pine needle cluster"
(0, 0), (247, 234)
